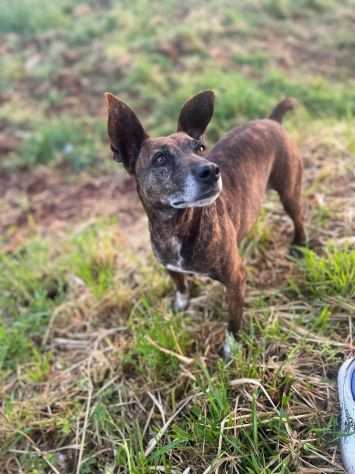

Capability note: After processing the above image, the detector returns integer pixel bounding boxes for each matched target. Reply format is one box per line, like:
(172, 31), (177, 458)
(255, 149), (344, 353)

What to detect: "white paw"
(223, 330), (239, 360)
(174, 291), (189, 311)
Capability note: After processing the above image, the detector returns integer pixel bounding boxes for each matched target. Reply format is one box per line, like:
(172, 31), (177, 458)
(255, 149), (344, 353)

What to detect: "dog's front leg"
(168, 270), (190, 311)
(226, 266), (246, 334)
(221, 256), (246, 357)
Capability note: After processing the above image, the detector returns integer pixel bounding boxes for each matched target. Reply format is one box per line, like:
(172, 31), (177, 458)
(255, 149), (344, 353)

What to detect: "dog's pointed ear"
(177, 90), (215, 139)
(105, 92), (148, 174)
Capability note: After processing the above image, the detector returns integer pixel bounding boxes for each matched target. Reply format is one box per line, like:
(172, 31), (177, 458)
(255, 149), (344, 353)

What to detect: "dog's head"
(105, 91), (222, 210)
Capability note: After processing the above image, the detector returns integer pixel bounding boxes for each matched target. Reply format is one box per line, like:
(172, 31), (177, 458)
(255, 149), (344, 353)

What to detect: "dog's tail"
(269, 97), (298, 124)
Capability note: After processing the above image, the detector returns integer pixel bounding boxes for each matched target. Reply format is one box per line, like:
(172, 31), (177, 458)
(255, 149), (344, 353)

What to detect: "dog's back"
(208, 99), (302, 242)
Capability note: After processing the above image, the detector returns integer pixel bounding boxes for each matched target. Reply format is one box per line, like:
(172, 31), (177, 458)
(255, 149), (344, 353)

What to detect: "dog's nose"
(193, 163), (220, 183)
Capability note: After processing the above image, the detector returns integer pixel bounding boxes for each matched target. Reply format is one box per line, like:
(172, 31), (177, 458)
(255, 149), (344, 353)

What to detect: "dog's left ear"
(177, 90), (215, 139)
(105, 92), (148, 175)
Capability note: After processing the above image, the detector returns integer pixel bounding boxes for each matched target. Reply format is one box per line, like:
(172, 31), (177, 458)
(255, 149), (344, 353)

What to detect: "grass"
(264, 0), (338, 19)
(2, 219), (352, 471)
(0, 0), (69, 36)
(1, 0), (355, 169)
(5, 117), (106, 172)
(298, 246), (355, 297)
(67, 222), (119, 298)
(1, 0), (355, 472)
(0, 239), (65, 370)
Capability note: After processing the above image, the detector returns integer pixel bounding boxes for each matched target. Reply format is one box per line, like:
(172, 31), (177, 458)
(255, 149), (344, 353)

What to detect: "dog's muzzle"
(170, 173), (222, 209)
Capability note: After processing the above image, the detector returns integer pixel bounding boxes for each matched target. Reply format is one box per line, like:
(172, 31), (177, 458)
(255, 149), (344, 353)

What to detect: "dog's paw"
(173, 291), (190, 312)
(222, 330), (240, 361)
(289, 245), (303, 258)
(290, 232), (308, 258)
(289, 244), (305, 259)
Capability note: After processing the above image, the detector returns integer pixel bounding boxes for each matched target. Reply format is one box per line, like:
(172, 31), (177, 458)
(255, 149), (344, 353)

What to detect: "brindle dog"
(105, 91), (306, 355)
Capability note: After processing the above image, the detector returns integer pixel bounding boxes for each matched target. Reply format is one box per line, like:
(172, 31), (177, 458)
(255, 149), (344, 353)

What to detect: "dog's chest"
(151, 236), (185, 271)
(151, 235), (199, 274)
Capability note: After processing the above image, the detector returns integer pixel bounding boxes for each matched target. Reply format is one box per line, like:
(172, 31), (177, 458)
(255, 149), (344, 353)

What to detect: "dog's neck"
(137, 183), (198, 229)
(136, 182), (223, 273)
(146, 205), (196, 236)
(146, 203), (215, 273)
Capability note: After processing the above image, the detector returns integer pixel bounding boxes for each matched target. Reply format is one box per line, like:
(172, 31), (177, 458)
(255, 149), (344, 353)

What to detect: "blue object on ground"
(338, 358), (355, 474)
(351, 367), (355, 402)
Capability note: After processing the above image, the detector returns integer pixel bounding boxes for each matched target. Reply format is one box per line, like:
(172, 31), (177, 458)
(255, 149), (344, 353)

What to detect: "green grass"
(67, 222), (119, 298)
(6, 117), (105, 171)
(264, 0), (338, 19)
(5, 67), (355, 171)
(0, 222), (120, 370)
(1, 0), (355, 172)
(0, 0), (69, 36)
(130, 309), (192, 379)
(1, 219), (352, 471)
(1, 0), (355, 472)
(298, 246), (355, 297)
(0, 240), (65, 370)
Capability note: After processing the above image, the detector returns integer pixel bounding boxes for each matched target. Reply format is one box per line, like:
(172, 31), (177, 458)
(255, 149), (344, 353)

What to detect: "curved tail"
(269, 97), (298, 123)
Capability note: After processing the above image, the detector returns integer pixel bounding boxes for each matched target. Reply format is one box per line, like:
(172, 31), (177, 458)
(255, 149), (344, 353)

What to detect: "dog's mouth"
(171, 180), (222, 209)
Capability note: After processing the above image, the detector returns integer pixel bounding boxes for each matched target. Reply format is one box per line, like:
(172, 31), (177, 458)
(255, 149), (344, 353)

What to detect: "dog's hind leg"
(168, 270), (190, 311)
(272, 151), (306, 248)
(280, 191), (306, 247)
(278, 162), (306, 248)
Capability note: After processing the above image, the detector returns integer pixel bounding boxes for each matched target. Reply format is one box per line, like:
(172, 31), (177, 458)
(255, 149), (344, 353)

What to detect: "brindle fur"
(105, 90), (306, 344)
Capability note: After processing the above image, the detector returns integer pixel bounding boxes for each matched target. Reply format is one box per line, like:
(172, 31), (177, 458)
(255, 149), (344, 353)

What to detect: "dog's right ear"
(105, 93), (148, 174)
(177, 90), (215, 139)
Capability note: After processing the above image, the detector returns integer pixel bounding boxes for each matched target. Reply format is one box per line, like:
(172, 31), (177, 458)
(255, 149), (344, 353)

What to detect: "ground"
(1, 0), (355, 473)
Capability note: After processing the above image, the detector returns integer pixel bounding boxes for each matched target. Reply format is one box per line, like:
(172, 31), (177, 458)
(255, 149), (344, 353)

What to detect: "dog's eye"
(194, 142), (206, 153)
(152, 152), (168, 166)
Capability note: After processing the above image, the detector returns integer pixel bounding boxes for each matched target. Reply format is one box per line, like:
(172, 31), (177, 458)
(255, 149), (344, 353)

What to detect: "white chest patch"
(153, 236), (205, 276)
(170, 237), (184, 267)
(166, 261), (205, 277)
(166, 263), (198, 274)
(164, 237), (191, 273)
(152, 236), (183, 269)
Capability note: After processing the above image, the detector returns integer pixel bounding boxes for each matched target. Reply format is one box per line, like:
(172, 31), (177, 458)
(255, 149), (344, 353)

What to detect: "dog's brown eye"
(195, 142), (206, 153)
(152, 152), (168, 166)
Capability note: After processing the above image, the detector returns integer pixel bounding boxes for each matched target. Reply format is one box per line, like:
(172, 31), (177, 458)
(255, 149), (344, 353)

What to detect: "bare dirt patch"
(0, 167), (147, 251)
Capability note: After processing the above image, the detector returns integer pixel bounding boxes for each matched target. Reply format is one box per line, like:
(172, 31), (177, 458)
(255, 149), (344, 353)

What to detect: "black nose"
(192, 163), (220, 184)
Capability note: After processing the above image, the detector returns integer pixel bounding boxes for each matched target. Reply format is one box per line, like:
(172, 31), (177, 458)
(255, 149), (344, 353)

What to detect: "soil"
(0, 167), (148, 251)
